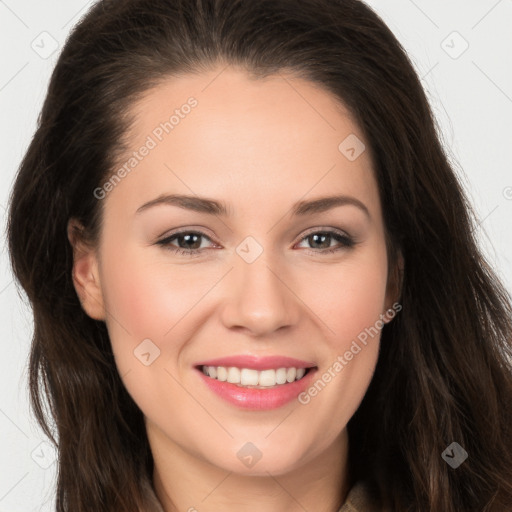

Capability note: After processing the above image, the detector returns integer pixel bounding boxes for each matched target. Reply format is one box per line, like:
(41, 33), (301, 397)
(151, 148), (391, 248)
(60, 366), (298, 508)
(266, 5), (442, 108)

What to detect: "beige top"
(141, 478), (381, 512)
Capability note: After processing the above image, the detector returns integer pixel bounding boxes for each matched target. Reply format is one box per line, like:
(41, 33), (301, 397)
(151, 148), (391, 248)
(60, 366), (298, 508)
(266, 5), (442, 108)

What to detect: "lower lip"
(196, 367), (317, 410)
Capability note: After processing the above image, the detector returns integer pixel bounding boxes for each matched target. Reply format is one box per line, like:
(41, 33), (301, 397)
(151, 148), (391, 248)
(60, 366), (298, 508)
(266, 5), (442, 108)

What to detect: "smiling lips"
(195, 355), (318, 410)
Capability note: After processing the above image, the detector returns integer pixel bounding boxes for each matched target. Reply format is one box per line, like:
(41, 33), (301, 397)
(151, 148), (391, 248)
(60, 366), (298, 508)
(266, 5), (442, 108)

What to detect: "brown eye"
(296, 230), (355, 254)
(156, 230), (214, 256)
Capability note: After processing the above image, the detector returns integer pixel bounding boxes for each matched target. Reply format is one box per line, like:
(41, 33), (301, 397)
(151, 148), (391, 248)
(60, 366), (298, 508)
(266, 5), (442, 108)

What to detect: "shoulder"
(338, 480), (387, 512)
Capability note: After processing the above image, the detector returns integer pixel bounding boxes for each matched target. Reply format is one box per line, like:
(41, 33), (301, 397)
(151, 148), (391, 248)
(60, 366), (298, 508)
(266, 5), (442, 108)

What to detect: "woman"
(7, 0), (512, 510)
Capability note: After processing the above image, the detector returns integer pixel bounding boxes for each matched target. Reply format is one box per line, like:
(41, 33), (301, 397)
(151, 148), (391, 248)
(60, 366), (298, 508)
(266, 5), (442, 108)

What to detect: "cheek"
(98, 249), (192, 412)
(300, 247), (387, 409)
(97, 243), (230, 391)
(97, 244), (180, 373)
(100, 248), (202, 341)
(309, 249), (389, 350)
(293, 257), (387, 443)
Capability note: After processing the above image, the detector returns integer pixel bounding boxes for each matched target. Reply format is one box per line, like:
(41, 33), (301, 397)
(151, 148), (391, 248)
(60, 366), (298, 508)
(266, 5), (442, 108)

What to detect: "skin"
(69, 64), (402, 512)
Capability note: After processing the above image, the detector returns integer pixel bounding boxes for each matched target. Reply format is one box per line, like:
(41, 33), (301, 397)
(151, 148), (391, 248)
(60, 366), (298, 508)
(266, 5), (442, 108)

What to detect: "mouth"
(197, 364), (315, 388)
(193, 358), (318, 410)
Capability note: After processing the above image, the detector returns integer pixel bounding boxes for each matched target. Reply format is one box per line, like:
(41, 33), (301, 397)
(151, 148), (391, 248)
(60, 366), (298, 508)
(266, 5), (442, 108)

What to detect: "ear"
(383, 248), (404, 323)
(67, 218), (106, 321)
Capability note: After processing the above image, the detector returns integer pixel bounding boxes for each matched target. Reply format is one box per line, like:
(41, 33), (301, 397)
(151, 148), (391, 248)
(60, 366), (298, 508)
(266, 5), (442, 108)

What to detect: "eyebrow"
(135, 193), (370, 219)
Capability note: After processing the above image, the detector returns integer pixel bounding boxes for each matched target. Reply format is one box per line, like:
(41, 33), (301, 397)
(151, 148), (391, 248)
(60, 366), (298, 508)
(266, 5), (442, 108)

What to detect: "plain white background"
(0, 1), (511, 510)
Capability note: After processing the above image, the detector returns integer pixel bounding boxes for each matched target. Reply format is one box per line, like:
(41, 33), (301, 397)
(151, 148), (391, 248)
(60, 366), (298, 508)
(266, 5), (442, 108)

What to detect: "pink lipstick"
(194, 355), (317, 410)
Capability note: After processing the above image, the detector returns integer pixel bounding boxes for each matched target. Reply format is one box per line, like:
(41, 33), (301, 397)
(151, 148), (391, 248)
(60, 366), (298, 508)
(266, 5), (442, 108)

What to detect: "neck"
(149, 423), (350, 512)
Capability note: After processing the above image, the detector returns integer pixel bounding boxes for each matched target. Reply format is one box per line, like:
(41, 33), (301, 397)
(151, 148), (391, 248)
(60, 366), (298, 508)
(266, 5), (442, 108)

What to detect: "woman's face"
(72, 65), (399, 476)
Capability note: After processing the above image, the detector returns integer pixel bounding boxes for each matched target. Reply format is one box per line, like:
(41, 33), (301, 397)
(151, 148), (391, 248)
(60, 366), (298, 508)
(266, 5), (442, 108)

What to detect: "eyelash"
(156, 228), (356, 257)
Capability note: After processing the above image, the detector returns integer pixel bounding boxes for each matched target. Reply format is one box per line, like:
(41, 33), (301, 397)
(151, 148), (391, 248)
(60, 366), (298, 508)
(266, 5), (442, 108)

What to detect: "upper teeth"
(202, 366), (307, 387)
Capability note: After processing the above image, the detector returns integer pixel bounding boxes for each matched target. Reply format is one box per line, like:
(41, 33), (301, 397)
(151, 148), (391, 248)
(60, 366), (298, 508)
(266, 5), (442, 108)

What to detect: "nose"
(219, 252), (301, 337)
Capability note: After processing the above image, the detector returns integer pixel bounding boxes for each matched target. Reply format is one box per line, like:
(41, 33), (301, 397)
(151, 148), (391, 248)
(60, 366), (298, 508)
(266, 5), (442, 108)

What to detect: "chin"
(205, 442), (308, 477)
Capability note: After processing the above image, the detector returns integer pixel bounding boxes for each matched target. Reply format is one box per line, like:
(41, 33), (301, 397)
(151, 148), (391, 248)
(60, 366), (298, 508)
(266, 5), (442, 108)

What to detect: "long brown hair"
(7, 0), (512, 510)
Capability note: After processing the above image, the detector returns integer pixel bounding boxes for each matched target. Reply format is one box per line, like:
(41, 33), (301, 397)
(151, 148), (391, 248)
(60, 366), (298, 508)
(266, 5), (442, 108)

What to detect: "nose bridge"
(219, 239), (300, 334)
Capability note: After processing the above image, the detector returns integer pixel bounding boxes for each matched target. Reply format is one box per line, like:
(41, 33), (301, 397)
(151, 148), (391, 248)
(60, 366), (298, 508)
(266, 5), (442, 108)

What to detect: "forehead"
(104, 65), (380, 220)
